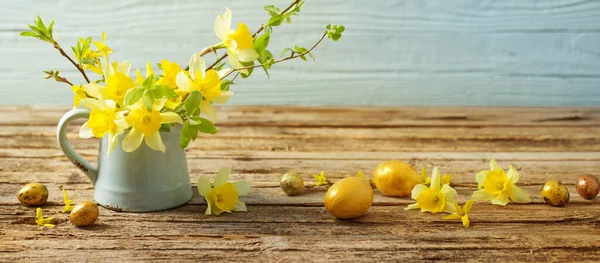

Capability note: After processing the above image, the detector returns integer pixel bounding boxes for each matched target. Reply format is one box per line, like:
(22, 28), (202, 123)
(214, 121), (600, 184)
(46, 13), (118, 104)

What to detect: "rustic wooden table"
(1, 106), (600, 262)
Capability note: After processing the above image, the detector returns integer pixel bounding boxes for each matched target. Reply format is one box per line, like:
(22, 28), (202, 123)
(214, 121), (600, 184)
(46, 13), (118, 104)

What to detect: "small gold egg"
(69, 201), (100, 227)
(541, 180), (570, 207)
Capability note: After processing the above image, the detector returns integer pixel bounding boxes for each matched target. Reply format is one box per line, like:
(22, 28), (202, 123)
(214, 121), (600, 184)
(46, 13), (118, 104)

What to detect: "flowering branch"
(55, 43), (91, 83)
(220, 32), (326, 79)
(206, 0), (303, 71)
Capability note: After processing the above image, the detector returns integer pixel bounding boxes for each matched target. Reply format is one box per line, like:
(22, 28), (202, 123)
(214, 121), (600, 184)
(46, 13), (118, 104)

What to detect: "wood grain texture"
(1, 105), (600, 262)
(2, 0), (600, 106)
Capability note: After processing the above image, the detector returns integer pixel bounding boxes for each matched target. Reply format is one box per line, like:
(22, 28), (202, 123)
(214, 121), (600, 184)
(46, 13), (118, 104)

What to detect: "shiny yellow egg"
(373, 160), (421, 197)
(325, 177), (373, 219)
(70, 201), (100, 227)
(280, 171), (304, 196)
(541, 180), (570, 207)
(17, 183), (49, 206)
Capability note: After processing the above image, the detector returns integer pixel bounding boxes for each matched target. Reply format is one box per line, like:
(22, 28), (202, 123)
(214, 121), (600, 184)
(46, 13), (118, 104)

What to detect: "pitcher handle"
(56, 109), (98, 185)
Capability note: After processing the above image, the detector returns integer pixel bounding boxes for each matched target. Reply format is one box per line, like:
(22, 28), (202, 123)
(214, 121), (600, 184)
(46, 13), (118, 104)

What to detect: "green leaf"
(220, 79), (234, 91)
(124, 88), (144, 105)
(258, 50), (274, 77)
(267, 14), (285, 27)
(326, 24), (345, 41)
(156, 62), (163, 69)
(253, 32), (270, 53)
(142, 75), (155, 90)
(159, 123), (173, 132)
(264, 5), (281, 16)
(197, 117), (218, 134)
(184, 91), (202, 116)
(81, 58), (95, 65)
(19, 31), (38, 38)
(293, 45), (308, 53)
(46, 20), (54, 38)
(142, 89), (155, 111)
(299, 54), (307, 61)
(180, 122), (192, 148)
(240, 61), (254, 79)
(280, 47), (293, 57)
(213, 62), (226, 71)
(154, 85), (178, 99)
(188, 116), (202, 126)
(35, 16), (46, 31)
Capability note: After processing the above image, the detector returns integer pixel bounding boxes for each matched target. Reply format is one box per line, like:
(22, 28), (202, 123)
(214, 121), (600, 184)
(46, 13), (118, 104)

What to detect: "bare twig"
(54, 42), (90, 83)
(220, 32), (327, 79)
(206, 0), (302, 71)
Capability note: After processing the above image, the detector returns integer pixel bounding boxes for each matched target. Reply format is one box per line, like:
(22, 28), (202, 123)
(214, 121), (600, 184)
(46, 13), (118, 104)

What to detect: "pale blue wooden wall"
(2, 0), (599, 106)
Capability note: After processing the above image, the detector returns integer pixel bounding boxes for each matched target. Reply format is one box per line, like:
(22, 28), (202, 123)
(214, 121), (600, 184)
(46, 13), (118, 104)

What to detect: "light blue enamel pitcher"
(56, 109), (193, 212)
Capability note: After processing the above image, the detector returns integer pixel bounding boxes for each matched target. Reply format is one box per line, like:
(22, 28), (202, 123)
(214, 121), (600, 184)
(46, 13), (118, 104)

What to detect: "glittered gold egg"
(325, 177), (373, 219)
(373, 160), (421, 197)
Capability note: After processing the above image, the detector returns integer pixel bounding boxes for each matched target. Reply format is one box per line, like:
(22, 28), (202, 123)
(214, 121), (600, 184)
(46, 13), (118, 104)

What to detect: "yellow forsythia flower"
(406, 167), (457, 213)
(36, 208), (55, 228)
(471, 159), (531, 206)
(62, 189), (76, 213)
(443, 199), (474, 228)
(197, 167), (251, 215)
(313, 170), (327, 186)
(71, 85), (87, 108)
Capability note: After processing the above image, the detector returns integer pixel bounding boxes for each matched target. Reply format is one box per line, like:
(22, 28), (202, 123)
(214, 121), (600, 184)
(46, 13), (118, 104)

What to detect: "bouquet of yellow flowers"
(22, 0), (344, 154)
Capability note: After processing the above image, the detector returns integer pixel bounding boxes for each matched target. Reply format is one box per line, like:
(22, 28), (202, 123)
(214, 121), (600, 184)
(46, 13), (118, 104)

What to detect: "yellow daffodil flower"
(36, 208), (55, 228)
(214, 8), (259, 74)
(471, 159), (531, 206)
(84, 60), (135, 104)
(443, 199), (474, 228)
(313, 170), (327, 186)
(175, 53), (233, 123)
(121, 101), (183, 153)
(406, 167), (457, 213)
(71, 85), (87, 108)
(62, 189), (76, 213)
(197, 167), (251, 215)
(421, 167), (451, 186)
(79, 98), (127, 153)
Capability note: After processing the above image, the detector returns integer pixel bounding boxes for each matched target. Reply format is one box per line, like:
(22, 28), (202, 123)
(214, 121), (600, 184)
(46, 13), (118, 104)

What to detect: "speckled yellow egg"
(280, 171), (304, 196)
(373, 160), (421, 197)
(69, 201), (99, 227)
(17, 183), (49, 206)
(325, 177), (373, 219)
(541, 180), (570, 207)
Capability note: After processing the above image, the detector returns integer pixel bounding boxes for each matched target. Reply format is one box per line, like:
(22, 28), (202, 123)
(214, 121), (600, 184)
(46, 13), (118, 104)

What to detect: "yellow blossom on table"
(121, 100), (183, 153)
(36, 208), (55, 228)
(443, 199), (474, 228)
(62, 189), (76, 213)
(78, 98), (127, 154)
(421, 167), (451, 186)
(198, 167), (251, 215)
(471, 159), (531, 206)
(313, 170), (327, 186)
(214, 7), (260, 74)
(71, 85), (87, 108)
(175, 53), (233, 123)
(406, 167), (457, 213)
